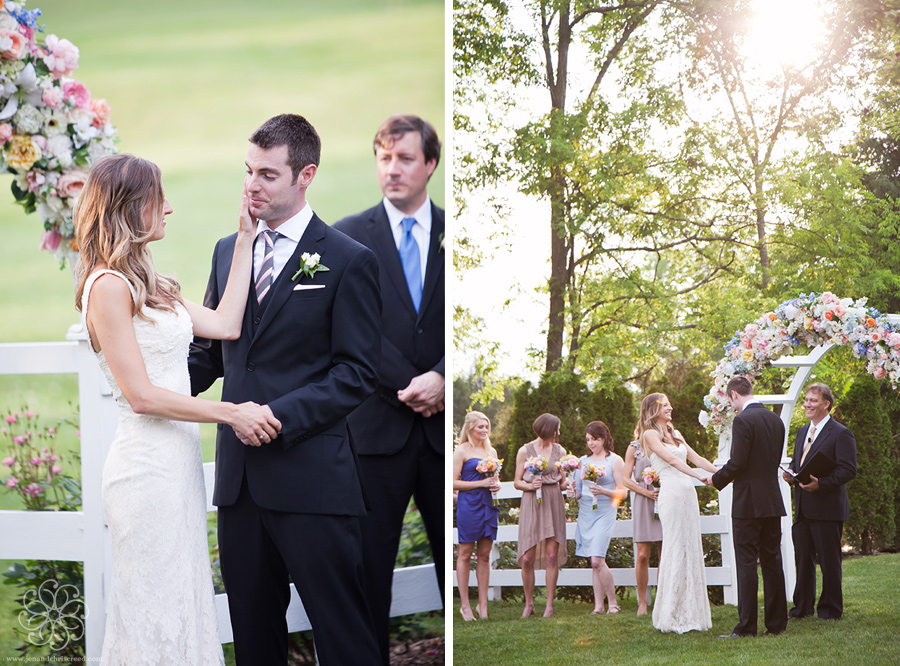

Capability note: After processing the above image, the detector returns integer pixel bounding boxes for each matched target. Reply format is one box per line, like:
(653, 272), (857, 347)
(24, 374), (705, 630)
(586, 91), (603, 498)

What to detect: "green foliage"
(836, 374), (898, 554)
(0, 408), (84, 661)
(502, 371), (636, 481)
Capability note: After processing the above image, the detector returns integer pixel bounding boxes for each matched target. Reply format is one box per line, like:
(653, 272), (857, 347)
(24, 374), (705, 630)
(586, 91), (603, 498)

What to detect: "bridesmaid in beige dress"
(513, 413), (569, 618)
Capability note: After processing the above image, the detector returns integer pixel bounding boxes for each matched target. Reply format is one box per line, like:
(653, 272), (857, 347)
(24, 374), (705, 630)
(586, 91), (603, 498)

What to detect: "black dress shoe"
(718, 632), (755, 638)
(763, 630), (784, 636)
(788, 609), (812, 619)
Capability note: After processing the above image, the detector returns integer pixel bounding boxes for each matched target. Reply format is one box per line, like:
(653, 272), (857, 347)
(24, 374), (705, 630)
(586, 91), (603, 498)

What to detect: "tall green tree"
(836, 374), (897, 554)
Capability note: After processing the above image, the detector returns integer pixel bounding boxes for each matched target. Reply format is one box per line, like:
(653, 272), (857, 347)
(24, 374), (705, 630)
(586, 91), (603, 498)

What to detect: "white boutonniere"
(291, 252), (330, 281)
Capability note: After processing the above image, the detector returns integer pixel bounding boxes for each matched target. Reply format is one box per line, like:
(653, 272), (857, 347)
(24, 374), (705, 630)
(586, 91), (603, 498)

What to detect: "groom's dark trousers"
(712, 403), (788, 636)
(189, 216), (382, 666)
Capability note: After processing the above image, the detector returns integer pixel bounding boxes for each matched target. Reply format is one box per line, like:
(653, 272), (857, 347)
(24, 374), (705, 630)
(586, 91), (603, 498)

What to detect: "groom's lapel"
(252, 216), (327, 343)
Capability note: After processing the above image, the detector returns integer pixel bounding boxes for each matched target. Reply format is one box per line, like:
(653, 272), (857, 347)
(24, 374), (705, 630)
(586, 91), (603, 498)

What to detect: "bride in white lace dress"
(74, 154), (281, 665)
(636, 393), (717, 634)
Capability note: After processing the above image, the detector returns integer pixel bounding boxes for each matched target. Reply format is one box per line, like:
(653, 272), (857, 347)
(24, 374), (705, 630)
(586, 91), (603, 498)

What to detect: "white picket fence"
(0, 331), (441, 659)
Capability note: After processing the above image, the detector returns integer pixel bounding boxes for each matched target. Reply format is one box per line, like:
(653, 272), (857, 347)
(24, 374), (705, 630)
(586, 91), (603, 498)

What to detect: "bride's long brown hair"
(635, 392), (686, 458)
(74, 154), (182, 321)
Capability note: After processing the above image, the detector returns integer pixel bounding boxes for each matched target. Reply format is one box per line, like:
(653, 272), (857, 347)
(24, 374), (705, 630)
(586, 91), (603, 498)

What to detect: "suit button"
(254, 317), (261, 325)
(417, 328), (424, 334)
(247, 362), (255, 372)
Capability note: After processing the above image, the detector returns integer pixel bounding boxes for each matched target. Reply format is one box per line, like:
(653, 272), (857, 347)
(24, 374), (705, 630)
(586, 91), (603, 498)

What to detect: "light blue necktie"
(399, 217), (422, 312)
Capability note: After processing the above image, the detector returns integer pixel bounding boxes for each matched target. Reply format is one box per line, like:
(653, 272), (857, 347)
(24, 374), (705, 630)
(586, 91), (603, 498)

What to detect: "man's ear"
(298, 163), (317, 188)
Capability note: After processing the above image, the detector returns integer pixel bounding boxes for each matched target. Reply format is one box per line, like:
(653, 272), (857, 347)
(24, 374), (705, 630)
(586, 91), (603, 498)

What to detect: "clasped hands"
(232, 402), (281, 447)
(397, 370), (444, 418)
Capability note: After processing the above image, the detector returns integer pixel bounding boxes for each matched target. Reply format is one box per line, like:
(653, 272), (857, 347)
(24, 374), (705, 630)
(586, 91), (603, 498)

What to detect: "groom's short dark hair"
(726, 376), (753, 397)
(250, 114), (321, 183)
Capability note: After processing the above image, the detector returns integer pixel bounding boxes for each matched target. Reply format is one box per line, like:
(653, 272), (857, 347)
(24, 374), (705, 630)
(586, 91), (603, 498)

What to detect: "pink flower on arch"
(0, 123), (12, 144)
(0, 29), (28, 61)
(42, 87), (62, 108)
(873, 366), (887, 380)
(38, 229), (62, 252)
(50, 465), (62, 475)
(61, 80), (91, 109)
(56, 170), (89, 198)
(2, 456), (14, 467)
(5, 476), (19, 489)
(42, 34), (79, 79)
(90, 98), (111, 128)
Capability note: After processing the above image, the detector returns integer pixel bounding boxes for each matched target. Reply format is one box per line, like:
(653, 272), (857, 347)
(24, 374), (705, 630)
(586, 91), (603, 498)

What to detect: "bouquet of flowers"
(555, 453), (580, 504)
(581, 461), (606, 510)
(476, 456), (503, 506)
(0, 1), (118, 265)
(524, 455), (548, 503)
(642, 466), (660, 515)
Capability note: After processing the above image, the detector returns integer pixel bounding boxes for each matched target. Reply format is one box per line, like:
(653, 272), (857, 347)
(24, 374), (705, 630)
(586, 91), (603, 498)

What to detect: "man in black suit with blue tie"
(334, 114), (444, 665)
(189, 114), (382, 665)
(712, 376), (788, 637)
(783, 382), (857, 620)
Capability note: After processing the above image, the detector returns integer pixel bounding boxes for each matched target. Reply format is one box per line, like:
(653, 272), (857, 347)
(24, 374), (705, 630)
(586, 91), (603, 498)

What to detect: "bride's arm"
(684, 441), (718, 474)
(183, 186), (255, 340)
(86, 274), (279, 442)
(644, 430), (708, 481)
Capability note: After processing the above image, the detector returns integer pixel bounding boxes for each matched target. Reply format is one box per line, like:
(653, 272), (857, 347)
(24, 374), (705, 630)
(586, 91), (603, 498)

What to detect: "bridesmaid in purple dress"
(453, 411), (501, 621)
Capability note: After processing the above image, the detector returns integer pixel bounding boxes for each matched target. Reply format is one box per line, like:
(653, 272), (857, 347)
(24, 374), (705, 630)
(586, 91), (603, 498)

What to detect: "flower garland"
(700, 292), (900, 436)
(0, 0), (117, 260)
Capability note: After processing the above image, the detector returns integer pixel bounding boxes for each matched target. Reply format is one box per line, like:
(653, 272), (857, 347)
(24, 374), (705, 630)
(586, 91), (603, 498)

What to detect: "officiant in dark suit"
(783, 382), (857, 621)
(334, 114), (444, 665)
(189, 114), (381, 666)
(712, 376), (788, 637)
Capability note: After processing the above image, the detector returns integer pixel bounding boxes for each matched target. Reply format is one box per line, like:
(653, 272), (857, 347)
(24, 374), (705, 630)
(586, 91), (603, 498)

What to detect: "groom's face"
(245, 143), (306, 228)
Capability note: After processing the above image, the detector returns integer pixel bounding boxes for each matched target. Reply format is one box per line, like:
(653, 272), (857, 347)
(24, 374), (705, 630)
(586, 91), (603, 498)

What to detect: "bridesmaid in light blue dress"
(574, 420), (627, 615)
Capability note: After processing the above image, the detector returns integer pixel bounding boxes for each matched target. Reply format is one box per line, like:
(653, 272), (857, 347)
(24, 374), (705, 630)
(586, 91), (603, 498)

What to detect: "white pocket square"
(293, 284), (326, 291)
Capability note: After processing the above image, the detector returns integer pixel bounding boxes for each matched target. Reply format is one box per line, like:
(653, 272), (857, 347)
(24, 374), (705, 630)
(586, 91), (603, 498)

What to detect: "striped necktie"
(255, 230), (279, 303)
(399, 217), (421, 312)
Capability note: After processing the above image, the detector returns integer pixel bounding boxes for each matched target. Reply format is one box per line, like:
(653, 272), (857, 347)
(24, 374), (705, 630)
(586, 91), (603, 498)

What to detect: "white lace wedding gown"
(83, 270), (224, 665)
(649, 443), (712, 633)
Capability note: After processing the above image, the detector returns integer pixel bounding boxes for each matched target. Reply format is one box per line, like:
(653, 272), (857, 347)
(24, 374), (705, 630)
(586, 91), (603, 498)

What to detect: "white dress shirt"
(383, 197), (432, 286)
(253, 203), (313, 283)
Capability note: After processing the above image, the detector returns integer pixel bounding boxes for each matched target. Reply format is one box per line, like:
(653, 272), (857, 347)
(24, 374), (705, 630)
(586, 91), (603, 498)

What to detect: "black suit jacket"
(188, 214), (382, 516)
(713, 403), (787, 519)
(333, 201), (444, 456)
(790, 418), (856, 522)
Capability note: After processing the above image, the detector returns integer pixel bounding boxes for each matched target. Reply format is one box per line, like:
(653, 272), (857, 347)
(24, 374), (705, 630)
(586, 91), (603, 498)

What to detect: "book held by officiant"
(783, 450), (836, 485)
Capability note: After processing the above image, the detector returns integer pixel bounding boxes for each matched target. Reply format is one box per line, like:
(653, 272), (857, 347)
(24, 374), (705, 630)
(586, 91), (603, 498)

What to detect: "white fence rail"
(0, 335), (441, 659)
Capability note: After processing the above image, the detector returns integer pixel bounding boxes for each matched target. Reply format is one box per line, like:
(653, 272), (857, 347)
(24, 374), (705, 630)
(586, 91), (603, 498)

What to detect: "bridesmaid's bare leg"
(590, 556), (605, 613)
(456, 542), (476, 621)
(475, 538), (493, 619)
(635, 542), (651, 615)
(543, 539), (559, 618)
(521, 547), (536, 617)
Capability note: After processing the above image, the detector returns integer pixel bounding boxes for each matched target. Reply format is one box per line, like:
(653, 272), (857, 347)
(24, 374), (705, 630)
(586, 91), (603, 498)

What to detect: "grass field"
(452, 553), (900, 666)
(0, 0), (444, 660)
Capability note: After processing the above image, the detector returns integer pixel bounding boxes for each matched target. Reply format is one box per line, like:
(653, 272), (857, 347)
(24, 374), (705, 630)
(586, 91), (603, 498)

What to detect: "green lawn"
(452, 553), (900, 666)
(0, 0), (443, 660)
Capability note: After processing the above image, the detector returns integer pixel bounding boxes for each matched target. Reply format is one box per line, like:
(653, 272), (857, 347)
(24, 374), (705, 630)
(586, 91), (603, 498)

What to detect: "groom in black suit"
(189, 114), (381, 665)
(712, 376), (788, 637)
(783, 382), (857, 620)
(334, 114), (444, 664)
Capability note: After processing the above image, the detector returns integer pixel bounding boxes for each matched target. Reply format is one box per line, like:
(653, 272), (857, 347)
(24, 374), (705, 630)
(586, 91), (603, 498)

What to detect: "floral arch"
(700, 292), (900, 436)
(0, 0), (118, 263)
